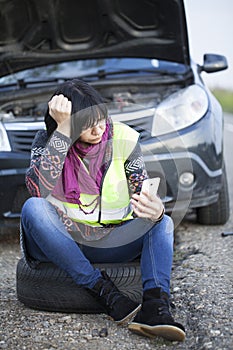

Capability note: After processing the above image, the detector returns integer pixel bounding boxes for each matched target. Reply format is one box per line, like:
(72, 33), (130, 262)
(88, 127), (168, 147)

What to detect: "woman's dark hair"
(44, 79), (108, 139)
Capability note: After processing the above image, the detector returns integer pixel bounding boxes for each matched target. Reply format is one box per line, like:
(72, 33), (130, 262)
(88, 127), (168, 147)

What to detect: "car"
(0, 0), (229, 229)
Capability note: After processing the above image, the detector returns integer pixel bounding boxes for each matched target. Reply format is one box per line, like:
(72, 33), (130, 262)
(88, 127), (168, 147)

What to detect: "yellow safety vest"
(47, 122), (139, 226)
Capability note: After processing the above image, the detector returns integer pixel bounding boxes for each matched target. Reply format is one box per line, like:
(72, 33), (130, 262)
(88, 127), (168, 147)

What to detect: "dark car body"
(0, 0), (229, 227)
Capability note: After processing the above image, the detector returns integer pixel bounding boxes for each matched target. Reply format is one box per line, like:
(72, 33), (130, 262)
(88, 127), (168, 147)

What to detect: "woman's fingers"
(131, 197), (159, 216)
(131, 200), (155, 218)
(131, 192), (164, 221)
(48, 94), (72, 123)
(49, 95), (69, 113)
(48, 94), (72, 137)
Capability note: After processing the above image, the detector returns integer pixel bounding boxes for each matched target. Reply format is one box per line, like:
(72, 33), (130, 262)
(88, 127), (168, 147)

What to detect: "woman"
(21, 79), (185, 342)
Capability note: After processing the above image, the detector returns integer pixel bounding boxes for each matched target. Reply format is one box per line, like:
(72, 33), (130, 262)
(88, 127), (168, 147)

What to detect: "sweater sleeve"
(25, 130), (72, 198)
(124, 141), (148, 195)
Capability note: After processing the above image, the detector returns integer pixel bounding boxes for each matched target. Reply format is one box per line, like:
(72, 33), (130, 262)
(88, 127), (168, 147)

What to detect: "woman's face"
(79, 119), (106, 145)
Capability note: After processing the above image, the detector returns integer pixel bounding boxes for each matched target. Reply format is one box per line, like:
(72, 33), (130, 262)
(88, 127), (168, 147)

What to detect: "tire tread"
(16, 258), (142, 313)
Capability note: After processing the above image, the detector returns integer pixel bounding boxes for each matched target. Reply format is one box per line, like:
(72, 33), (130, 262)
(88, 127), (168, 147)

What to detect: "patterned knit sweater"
(25, 128), (148, 240)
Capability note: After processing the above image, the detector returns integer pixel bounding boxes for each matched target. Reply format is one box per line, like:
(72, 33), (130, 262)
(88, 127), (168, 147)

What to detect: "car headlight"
(0, 121), (11, 151)
(151, 84), (208, 136)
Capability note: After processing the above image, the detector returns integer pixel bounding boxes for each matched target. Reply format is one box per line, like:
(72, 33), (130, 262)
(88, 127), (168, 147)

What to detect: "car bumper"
(144, 151), (221, 212)
(0, 152), (30, 219)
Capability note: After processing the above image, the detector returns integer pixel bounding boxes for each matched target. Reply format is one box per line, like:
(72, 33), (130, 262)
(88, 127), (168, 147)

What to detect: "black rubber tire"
(196, 164), (230, 225)
(16, 258), (142, 313)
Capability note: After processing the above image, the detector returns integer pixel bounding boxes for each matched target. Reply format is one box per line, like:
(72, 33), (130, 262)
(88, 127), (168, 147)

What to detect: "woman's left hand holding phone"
(131, 192), (164, 223)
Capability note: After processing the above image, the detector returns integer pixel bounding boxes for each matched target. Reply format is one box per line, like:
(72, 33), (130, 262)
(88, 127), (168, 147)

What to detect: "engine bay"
(0, 81), (182, 122)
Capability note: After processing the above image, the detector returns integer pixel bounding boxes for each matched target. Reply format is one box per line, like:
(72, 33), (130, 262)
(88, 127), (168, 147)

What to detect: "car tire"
(16, 258), (142, 313)
(196, 165), (230, 225)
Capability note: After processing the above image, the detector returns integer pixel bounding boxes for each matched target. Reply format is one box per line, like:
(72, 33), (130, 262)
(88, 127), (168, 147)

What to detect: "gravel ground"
(0, 211), (233, 350)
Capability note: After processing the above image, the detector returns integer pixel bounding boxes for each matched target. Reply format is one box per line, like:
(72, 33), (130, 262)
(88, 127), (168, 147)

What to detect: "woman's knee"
(21, 197), (47, 222)
(162, 214), (174, 233)
(151, 214), (174, 240)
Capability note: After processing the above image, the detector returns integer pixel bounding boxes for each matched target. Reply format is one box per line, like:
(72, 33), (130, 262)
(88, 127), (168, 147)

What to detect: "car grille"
(111, 108), (155, 142)
(7, 129), (39, 153)
(5, 121), (45, 153)
(126, 116), (152, 142)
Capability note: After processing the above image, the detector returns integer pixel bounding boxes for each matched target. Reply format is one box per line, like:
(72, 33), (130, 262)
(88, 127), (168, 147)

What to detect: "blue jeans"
(21, 197), (174, 295)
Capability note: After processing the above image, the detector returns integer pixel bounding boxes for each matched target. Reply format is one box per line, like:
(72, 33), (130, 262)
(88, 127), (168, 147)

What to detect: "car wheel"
(196, 165), (230, 225)
(16, 258), (142, 313)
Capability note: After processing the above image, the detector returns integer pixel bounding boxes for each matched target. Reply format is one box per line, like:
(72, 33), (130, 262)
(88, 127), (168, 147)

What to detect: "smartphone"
(141, 177), (160, 197)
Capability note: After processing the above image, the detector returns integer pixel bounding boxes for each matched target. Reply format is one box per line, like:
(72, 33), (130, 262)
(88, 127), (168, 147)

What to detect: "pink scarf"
(52, 120), (112, 206)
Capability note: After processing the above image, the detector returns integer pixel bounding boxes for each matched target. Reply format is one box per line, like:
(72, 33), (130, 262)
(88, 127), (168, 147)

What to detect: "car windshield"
(0, 58), (188, 85)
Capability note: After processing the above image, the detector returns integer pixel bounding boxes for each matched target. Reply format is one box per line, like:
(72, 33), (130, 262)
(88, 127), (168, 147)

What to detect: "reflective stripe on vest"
(47, 122), (139, 226)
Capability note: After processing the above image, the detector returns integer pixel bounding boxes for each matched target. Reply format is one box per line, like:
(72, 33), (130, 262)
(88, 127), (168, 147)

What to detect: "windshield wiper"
(79, 68), (186, 80)
(0, 77), (67, 89)
(0, 68), (192, 89)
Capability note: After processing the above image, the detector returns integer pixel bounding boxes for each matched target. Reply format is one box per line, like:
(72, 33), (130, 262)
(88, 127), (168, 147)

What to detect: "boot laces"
(99, 281), (124, 308)
(157, 299), (172, 317)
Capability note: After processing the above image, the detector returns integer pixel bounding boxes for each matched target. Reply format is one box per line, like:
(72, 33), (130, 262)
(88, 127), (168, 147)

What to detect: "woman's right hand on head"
(48, 94), (72, 137)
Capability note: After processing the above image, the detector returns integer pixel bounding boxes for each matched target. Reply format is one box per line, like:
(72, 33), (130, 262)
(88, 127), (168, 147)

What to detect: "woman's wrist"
(151, 207), (165, 223)
(56, 119), (71, 138)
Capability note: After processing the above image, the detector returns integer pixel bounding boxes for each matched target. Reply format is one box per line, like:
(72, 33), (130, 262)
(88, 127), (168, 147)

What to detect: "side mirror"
(201, 54), (228, 73)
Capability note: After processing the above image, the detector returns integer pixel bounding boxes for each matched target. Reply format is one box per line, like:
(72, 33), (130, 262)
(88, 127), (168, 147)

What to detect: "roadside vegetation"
(211, 89), (233, 114)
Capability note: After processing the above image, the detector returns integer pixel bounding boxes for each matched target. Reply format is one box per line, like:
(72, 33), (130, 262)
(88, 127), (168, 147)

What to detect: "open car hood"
(0, 0), (190, 77)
